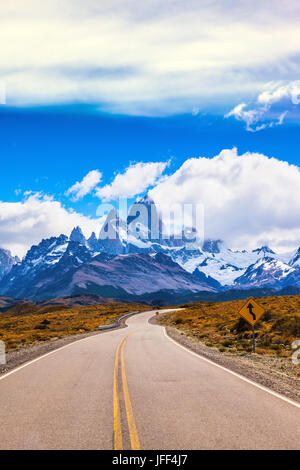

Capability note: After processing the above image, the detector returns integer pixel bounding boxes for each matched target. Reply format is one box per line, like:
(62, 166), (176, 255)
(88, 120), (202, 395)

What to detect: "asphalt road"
(0, 309), (299, 450)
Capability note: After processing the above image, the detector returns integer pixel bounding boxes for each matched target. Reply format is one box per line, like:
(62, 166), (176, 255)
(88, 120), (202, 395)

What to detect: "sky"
(0, 1), (300, 257)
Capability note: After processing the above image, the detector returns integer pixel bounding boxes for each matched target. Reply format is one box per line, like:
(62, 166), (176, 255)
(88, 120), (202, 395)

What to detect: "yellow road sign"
(238, 297), (265, 326)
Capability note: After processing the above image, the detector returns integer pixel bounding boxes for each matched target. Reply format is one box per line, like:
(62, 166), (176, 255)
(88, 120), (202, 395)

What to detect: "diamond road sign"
(238, 297), (265, 326)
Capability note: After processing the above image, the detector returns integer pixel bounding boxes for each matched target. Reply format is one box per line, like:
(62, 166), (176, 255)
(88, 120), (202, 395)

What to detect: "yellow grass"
(0, 302), (149, 351)
(160, 295), (300, 357)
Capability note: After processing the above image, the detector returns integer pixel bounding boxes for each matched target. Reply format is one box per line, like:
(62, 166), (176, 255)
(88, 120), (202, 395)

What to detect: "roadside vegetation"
(0, 302), (149, 351)
(159, 295), (300, 358)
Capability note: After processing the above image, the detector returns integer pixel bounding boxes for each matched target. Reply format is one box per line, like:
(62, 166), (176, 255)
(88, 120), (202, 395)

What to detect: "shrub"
(271, 314), (300, 336)
(221, 340), (233, 347)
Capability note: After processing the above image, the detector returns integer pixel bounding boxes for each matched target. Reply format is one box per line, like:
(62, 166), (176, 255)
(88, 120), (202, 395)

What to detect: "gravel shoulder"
(150, 315), (300, 404)
(0, 315), (131, 377)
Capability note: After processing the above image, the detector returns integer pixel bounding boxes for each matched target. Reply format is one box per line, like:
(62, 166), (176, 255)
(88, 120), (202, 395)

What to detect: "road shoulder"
(150, 316), (300, 404)
(0, 315), (130, 377)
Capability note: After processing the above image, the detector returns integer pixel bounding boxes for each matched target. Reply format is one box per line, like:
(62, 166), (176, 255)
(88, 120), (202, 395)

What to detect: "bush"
(221, 340), (233, 347)
(271, 314), (300, 336)
(231, 317), (249, 333)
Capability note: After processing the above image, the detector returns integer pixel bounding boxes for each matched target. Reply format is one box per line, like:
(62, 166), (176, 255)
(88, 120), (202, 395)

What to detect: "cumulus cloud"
(65, 169), (102, 201)
(1, 1), (300, 115)
(225, 81), (300, 131)
(149, 148), (300, 252)
(0, 193), (102, 258)
(258, 81), (300, 106)
(96, 161), (169, 201)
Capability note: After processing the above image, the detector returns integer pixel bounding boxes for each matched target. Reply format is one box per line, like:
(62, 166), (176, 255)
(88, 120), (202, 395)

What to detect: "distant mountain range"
(0, 196), (300, 304)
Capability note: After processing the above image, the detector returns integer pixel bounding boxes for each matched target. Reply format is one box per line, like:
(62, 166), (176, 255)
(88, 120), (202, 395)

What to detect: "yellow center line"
(113, 337), (125, 450)
(113, 331), (141, 450)
(120, 336), (141, 450)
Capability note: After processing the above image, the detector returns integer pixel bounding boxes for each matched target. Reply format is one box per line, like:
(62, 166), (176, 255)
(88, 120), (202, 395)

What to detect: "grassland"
(0, 302), (150, 351)
(159, 295), (300, 358)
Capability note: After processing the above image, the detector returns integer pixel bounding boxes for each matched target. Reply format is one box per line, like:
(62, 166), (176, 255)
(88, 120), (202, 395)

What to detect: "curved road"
(0, 309), (299, 450)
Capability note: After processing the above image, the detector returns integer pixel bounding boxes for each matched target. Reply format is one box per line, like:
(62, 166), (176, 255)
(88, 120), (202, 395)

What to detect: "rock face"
(0, 197), (300, 300)
(70, 226), (87, 246)
(87, 232), (99, 251)
(0, 249), (19, 281)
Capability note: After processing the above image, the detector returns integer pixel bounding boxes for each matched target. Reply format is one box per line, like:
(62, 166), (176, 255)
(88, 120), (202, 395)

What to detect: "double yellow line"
(113, 333), (141, 450)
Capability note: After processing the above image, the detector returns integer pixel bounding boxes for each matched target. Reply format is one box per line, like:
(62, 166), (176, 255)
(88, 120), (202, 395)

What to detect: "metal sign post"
(252, 325), (255, 353)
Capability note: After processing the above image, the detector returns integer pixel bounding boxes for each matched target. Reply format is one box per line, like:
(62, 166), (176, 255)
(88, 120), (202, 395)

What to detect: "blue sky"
(0, 1), (300, 257)
(1, 106), (299, 214)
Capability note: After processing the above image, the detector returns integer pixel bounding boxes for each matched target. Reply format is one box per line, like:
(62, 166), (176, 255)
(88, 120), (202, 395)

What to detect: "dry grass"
(0, 302), (149, 351)
(160, 295), (300, 358)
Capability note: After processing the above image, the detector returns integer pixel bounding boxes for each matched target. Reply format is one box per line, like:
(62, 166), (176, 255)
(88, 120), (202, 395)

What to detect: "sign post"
(238, 297), (265, 353)
(252, 326), (255, 353)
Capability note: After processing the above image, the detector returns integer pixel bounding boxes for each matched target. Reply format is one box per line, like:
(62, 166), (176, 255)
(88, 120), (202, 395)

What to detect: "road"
(0, 309), (299, 450)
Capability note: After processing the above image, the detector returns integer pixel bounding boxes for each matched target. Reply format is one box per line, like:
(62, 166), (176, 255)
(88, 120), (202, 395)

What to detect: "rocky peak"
(70, 226), (86, 245)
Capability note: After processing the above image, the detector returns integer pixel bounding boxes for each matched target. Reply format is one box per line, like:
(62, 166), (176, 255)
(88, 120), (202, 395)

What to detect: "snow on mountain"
(170, 243), (262, 286)
(0, 235), (92, 298)
(289, 248), (300, 268)
(0, 249), (19, 281)
(234, 256), (296, 289)
(1, 195), (300, 298)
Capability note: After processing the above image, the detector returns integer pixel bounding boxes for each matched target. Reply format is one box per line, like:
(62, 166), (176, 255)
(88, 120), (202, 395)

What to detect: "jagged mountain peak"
(127, 195), (163, 244)
(87, 231), (99, 251)
(0, 248), (20, 281)
(234, 256), (295, 289)
(252, 246), (275, 255)
(70, 226), (86, 245)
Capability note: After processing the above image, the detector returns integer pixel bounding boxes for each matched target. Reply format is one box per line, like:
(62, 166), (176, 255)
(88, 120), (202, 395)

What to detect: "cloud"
(66, 170), (102, 200)
(96, 161), (169, 201)
(258, 80), (300, 106)
(225, 80), (300, 131)
(1, 1), (300, 115)
(0, 193), (102, 257)
(149, 148), (300, 252)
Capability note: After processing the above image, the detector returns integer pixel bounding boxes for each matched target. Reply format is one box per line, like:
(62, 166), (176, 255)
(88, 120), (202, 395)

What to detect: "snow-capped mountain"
(234, 256), (296, 289)
(0, 236), (217, 300)
(0, 249), (19, 281)
(0, 197), (299, 300)
(0, 236), (94, 299)
(289, 248), (300, 268)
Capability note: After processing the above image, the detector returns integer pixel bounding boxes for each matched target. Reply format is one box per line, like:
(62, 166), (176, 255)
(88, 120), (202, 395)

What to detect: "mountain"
(0, 296), (25, 312)
(98, 208), (125, 254)
(169, 243), (260, 286)
(289, 248), (300, 268)
(252, 246), (276, 256)
(192, 267), (223, 290)
(0, 240), (217, 300)
(0, 248), (19, 281)
(1, 197), (300, 301)
(70, 226), (87, 245)
(87, 232), (98, 251)
(234, 256), (296, 289)
(0, 236), (93, 299)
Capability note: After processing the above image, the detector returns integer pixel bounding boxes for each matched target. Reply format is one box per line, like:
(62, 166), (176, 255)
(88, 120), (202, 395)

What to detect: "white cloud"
(0, 193), (102, 258)
(225, 81), (300, 131)
(96, 161), (169, 201)
(149, 148), (300, 252)
(65, 169), (102, 200)
(0, 1), (300, 115)
(258, 80), (300, 105)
